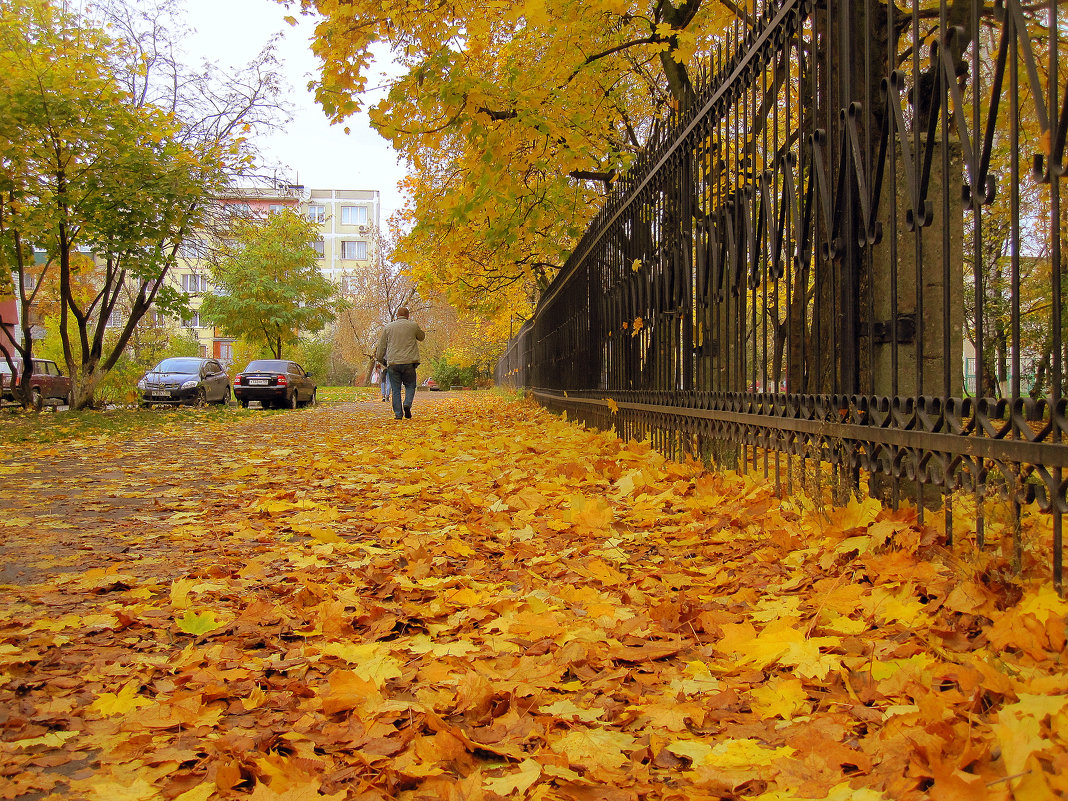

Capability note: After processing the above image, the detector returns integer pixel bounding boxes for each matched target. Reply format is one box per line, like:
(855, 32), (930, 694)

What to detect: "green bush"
(430, 357), (483, 389)
(294, 337), (330, 381)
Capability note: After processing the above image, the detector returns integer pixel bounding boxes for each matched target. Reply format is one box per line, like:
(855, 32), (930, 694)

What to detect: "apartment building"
(170, 184), (379, 364)
(305, 188), (381, 296)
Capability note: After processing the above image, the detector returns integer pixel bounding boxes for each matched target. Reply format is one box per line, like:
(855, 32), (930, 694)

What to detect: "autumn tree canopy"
(298, 0), (736, 322)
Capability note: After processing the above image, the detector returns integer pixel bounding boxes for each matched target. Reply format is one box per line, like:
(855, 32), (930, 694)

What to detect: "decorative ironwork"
(497, 0), (1068, 589)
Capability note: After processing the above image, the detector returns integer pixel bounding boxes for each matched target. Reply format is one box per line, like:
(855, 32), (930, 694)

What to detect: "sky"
(182, 0), (407, 222)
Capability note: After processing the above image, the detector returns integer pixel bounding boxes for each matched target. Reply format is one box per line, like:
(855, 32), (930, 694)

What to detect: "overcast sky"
(182, 0), (407, 222)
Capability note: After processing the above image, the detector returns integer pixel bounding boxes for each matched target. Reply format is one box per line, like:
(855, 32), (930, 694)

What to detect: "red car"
(0, 357), (73, 408)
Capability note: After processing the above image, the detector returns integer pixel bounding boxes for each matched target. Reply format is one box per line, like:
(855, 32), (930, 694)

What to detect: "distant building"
(305, 188), (381, 293)
(170, 184), (380, 364)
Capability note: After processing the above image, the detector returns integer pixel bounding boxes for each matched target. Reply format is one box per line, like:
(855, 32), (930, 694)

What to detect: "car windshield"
(245, 360), (288, 372)
(153, 358), (203, 374)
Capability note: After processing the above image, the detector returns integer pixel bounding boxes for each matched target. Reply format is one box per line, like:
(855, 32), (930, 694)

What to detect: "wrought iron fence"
(497, 0), (1068, 588)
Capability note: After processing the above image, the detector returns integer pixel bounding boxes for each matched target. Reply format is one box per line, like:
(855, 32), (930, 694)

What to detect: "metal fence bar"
(498, 0), (1068, 589)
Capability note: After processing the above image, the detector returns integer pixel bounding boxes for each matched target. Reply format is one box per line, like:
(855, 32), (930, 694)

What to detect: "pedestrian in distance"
(371, 361), (390, 403)
(374, 307), (425, 420)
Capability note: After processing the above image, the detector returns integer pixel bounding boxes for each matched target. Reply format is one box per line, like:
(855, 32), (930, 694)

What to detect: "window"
(341, 275), (357, 295)
(307, 204), (326, 223)
(182, 312), (201, 328)
(105, 308), (125, 328)
(312, 239), (325, 258)
(227, 202), (251, 216)
(341, 206), (368, 226)
(21, 273), (37, 291)
(340, 240), (367, 260)
(178, 239), (207, 258)
(217, 341), (233, 362)
(181, 273), (210, 293)
(149, 310), (166, 327)
(269, 204), (285, 215)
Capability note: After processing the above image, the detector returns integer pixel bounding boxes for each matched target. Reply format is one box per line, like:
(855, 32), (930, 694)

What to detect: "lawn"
(0, 387), (368, 447)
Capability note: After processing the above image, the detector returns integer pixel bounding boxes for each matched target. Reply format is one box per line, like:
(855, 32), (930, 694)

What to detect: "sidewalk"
(0, 393), (1064, 800)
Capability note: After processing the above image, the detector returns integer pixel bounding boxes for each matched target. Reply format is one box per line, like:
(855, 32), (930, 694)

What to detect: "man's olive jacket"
(375, 318), (425, 366)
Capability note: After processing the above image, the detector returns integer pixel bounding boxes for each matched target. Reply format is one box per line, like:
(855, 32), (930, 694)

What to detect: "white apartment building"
(169, 184), (380, 364)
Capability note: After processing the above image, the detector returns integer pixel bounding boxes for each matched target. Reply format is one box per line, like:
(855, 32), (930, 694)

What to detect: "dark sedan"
(137, 357), (231, 406)
(233, 359), (316, 409)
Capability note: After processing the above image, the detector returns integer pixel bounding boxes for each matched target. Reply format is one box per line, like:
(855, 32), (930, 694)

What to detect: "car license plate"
(151, 391), (171, 398)
(249, 379), (269, 386)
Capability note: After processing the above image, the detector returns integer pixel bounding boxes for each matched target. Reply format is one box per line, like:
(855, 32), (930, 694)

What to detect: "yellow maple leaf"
(605, 397), (619, 414)
(749, 676), (809, 720)
(1017, 585), (1068, 622)
(674, 737), (795, 769)
(569, 494), (613, 530)
(74, 776), (159, 801)
(88, 680), (153, 717)
(551, 728), (637, 770)
(321, 669), (382, 715)
(169, 577), (197, 609)
(829, 496), (881, 533)
(728, 620), (840, 680)
(7, 730), (78, 749)
(540, 699), (605, 722)
(317, 642), (402, 685)
(175, 609), (227, 636)
(483, 758), (541, 795)
(173, 784), (215, 801)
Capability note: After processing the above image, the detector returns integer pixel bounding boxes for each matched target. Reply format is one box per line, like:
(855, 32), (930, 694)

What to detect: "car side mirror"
(304, 372), (312, 378)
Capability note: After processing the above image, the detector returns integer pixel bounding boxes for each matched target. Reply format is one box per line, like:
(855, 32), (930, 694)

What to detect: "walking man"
(374, 307), (425, 420)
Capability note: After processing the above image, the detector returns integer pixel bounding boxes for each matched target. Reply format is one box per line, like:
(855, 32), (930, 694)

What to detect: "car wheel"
(287, 390), (297, 410)
(30, 387), (42, 411)
(219, 386), (231, 405)
(308, 388), (317, 407)
(193, 387), (207, 407)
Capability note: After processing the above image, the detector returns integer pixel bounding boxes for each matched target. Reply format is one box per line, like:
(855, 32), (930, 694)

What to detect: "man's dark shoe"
(404, 406), (412, 419)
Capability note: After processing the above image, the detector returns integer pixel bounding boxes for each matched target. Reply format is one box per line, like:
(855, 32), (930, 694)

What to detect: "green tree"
(200, 210), (341, 359)
(0, 0), (283, 409)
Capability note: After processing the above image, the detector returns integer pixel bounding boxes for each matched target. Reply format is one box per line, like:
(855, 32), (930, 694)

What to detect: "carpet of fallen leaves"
(0, 392), (1066, 801)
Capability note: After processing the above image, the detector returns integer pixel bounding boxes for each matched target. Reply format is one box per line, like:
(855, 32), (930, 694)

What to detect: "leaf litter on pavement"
(0, 393), (1065, 801)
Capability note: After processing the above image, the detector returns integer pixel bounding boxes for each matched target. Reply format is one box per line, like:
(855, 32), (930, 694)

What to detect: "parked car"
(233, 359), (316, 409)
(421, 377), (440, 391)
(137, 357), (231, 407)
(0, 357), (73, 408)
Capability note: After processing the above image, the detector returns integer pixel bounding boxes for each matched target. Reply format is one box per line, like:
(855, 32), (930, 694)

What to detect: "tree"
(299, 0), (733, 322)
(200, 209), (341, 358)
(331, 225), (427, 383)
(0, 0), (284, 409)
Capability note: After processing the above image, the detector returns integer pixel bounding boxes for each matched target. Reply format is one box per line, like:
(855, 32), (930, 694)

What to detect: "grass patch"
(0, 386), (372, 448)
(317, 386), (377, 404)
(0, 404), (263, 448)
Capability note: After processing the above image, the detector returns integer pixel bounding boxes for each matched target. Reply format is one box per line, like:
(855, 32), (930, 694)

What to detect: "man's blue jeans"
(387, 363), (417, 418)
